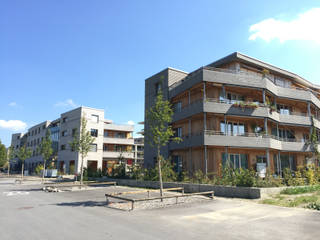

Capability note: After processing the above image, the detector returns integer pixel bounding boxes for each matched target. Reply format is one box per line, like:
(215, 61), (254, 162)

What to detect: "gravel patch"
(108, 194), (212, 211)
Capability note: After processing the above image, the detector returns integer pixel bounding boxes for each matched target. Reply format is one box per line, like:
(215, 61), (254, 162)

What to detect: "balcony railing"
(204, 130), (307, 143)
(175, 97), (313, 119)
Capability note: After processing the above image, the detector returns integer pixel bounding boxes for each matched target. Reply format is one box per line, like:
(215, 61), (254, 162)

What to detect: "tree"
(146, 90), (181, 198)
(69, 117), (95, 187)
(0, 140), (6, 168)
(6, 145), (15, 176)
(16, 145), (32, 180)
(37, 130), (53, 183)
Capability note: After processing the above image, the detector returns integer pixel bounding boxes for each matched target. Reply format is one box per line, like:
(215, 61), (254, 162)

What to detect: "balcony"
(104, 123), (134, 132)
(173, 98), (314, 127)
(103, 151), (134, 159)
(103, 137), (134, 145)
(169, 67), (320, 109)
(169, 130), (313, 152)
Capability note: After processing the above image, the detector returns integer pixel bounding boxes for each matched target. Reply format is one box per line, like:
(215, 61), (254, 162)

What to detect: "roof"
(207, 52), (320, 90)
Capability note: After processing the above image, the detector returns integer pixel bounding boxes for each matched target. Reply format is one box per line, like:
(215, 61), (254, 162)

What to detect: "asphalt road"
(0, 177), (320, 240)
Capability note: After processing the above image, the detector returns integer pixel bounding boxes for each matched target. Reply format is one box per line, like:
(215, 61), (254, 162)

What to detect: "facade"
(144, 52), (320, 176)
(11, 106), (134, 175)
(133, 137), (144, 165)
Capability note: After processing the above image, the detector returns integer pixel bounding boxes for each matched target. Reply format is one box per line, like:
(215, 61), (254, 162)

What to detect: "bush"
(234, 169), (256, 187)
(306, 202), (320, 211)
(35, 164), (44, 175)
(193, 169), (209, 184)
(304, 165), (318, 185)
(111, 163), (126, 178)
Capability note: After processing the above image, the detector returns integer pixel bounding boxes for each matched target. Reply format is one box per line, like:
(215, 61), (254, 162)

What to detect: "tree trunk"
(21, 162), (24, 182)
(80, 154), (84, 189)
(157, 145), (163, 201)
(42, 160), (46, 183)
(7, 161), (10, 177)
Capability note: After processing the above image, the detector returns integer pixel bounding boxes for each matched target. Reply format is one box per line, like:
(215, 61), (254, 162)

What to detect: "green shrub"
(304, 165), (318, 185)
(234, 169), (256, 187)
(35, 164), (44, 175)
(306, 202), (320, 210)
(193, 169), (210, 184)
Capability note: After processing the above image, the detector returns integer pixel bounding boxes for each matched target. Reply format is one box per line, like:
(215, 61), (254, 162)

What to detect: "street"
(0, 177), (320, 240)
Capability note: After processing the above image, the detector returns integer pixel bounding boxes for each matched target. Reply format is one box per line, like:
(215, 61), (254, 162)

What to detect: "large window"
(222, 153), (248, 169)
(277, 104), (291, 115)
(173, 127), (182, 138)
(90, 144), (97, 152)
(278, 128), (295, 140)
(91, 129), (98, 137)
(173, 155), (182, 173)
(91, 114), (99, 123)
(220, 121), (245, 136)
(61, 130), (68, 137)
(226, 92), (245, 104)
(174, 102), (182, 113)
(274, 154), (296, 176)
(155, 82), (162, 95)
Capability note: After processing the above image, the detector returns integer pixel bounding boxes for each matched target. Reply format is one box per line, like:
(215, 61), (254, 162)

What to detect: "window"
(91, 129), (98, 137)
(174, 102), (182, 113)
(222, 153), (248, 169)
(220, 121), (245, 136)
(155, 82), (162, 94)
(72, 128), (77, 137)
(274, 154), (296, 176)
(104, 131), (109, 137)
(278, 128), (295, 140)
(173, 127), (182, 138)
(32, 130), (34, 136)
(60, 145), (66, 150)
(274, 77), (291, 88)
(277, 104), (291, 115)
(173, 155), (182, 173)
(17, 136), (20, 140)
(226, 92), (245, 104)
(62, 130), (68, 137)
(62, 117), (68, 123)
(91, 114), (99, 123)
(38, 127), (40, 133)
(90, 144), (97, 152)
(116, 132), (126, 138)
(42, 125), (46, 129)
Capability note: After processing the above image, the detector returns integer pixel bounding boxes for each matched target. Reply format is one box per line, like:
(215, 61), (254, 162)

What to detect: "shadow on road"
(54, 200), (107, 207)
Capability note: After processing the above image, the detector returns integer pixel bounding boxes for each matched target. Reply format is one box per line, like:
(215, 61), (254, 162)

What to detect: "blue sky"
(1, 0), (320, 146)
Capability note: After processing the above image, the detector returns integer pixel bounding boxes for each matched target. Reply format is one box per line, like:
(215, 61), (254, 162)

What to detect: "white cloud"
(54, 99), (78, 108)
(127, 120), (135, 125)
(249, 8), (320, 44)
(0, 120), (27, 131)
(8, 102), (17, 107)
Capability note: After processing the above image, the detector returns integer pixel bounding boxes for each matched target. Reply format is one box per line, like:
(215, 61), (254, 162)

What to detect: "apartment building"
(144, 52), (320, 176)
(133, 137), (144, 165)
(11, 106), (134, 175)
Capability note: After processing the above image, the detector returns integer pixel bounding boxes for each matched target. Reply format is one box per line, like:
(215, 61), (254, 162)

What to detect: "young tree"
(6, 145), (15, 177)
(0, 140), (6, 168)
(16, 145), (32, 180)
(38, 130), (53, 183)
(69, 117), (95, 187)
(146, 90), (181, 198)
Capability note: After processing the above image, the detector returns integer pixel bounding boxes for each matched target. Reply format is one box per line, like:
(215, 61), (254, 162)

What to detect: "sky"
(1, 0), (320, 146)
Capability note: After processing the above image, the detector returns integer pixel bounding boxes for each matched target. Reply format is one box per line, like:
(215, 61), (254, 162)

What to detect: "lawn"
(260, 185), (320, 210)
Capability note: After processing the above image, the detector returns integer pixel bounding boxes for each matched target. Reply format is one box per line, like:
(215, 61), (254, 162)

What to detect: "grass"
(260, 187), (320, 210)
(280, 185), (320, 195)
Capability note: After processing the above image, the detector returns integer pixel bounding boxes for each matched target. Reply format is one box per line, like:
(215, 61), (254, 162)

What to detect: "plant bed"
(260, 185), (320, 210)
